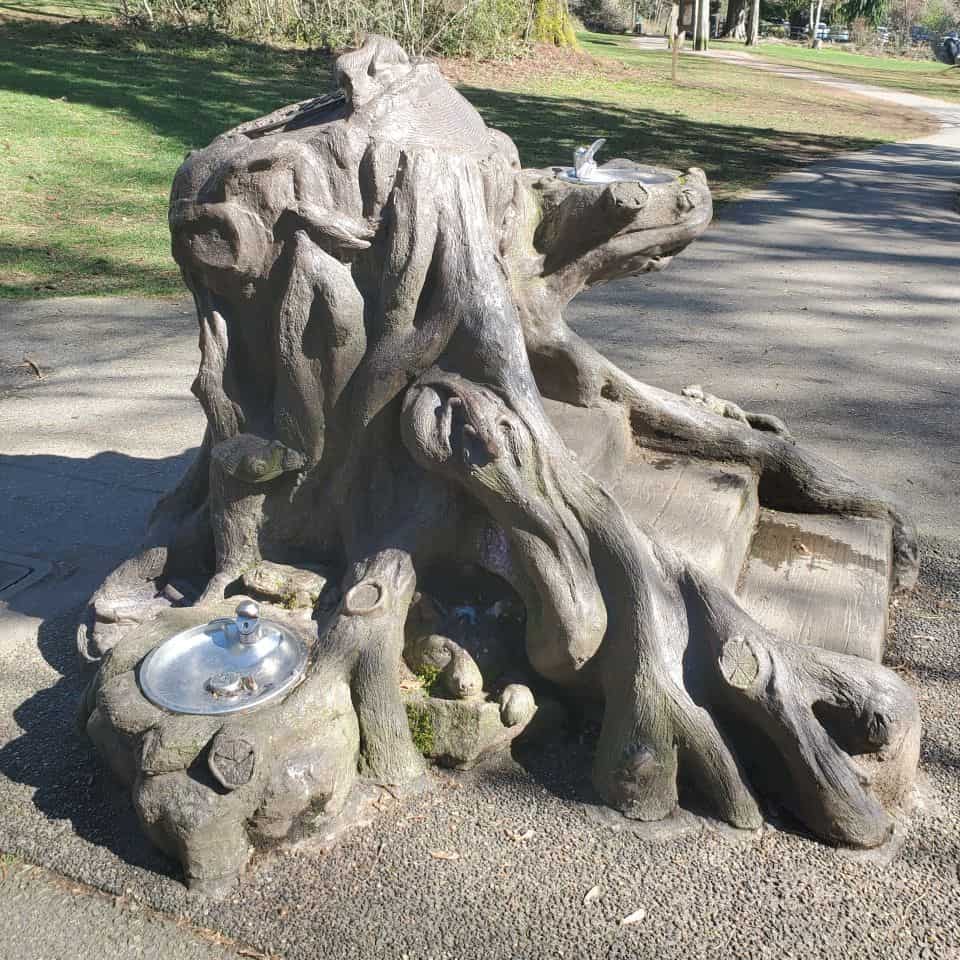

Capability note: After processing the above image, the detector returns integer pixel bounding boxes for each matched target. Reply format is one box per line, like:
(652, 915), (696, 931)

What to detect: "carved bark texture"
(79, 36), (921, 890)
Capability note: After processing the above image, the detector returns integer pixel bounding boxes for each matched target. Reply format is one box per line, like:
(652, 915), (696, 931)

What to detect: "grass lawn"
(0, 0), (110, 18)
(714, 38), (960, 102)
(0, 19), (934, 298)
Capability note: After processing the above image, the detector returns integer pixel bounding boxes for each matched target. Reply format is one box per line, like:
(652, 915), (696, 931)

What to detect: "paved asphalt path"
(0, 70), (958, 960)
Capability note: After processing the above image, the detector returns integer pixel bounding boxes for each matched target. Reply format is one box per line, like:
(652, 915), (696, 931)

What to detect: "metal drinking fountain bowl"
(139, 600), (309, 715)
(558, 138), (675, 186)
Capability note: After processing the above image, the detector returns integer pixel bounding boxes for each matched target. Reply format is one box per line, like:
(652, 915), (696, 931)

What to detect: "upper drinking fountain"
(560, 137), (675, 185)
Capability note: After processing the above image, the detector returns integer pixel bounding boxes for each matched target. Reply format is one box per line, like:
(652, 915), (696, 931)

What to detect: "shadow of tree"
(2, 18), (925, 297)
(0, 242), (178, 298)
(0, 610), (181, 881)
(460, 84), (887, 197)
(0, 449), (202, 884)
(0, 20), (330, 149)
(2, 19), (891, 192)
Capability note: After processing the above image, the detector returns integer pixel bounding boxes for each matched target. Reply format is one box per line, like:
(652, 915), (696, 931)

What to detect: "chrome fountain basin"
(557, 138), (676, 186)
(139, 600), (309, 715)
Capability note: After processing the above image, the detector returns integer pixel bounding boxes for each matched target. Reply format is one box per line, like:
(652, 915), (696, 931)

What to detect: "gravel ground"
(0, 541), (957, 959)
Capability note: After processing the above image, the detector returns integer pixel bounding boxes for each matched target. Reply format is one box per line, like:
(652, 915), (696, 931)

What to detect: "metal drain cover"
(0, 552), (51, 600)
(0, 560), (31, 593)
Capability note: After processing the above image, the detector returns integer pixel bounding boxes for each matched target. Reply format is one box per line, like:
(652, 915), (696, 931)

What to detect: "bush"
(574, 0), (632, 33)
(117, 0), (543, 58)
(760, 21), (789, 37)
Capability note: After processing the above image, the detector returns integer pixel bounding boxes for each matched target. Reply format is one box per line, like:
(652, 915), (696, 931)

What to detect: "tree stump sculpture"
(77, 36), (921, 895)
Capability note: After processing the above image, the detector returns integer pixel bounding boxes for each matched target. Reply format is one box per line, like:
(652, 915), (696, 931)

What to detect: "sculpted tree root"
(77, 36), (921, 893)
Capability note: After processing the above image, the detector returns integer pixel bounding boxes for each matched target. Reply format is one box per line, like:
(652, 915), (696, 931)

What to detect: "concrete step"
(611, 449), (758, 590)
(736, 509), (893, 662)
(543, 398), (758, 590)
(542, 398), (894, 660)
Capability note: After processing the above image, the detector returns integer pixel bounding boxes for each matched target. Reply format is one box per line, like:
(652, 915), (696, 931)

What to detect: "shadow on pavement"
(0, 450), (198, 882)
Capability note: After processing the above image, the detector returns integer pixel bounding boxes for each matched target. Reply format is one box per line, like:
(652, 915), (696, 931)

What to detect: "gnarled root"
(402, 371), (920, 848)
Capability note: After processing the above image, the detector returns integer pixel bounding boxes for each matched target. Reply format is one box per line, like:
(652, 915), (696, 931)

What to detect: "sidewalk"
(0, 861), (243, 960)
(695, 46), (960, 129)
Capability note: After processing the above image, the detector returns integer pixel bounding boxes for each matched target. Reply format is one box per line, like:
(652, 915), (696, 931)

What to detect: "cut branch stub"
(208, 730), (257, 791)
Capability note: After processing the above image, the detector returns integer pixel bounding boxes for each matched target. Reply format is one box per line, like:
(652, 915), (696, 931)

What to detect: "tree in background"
(530, 0), (580, 44)
(920, 0), (960, 31)
(746, 0), (761, 41)
(807, 0), (824, 43)
(572, 0), (634, 32)
(840, 0), (888, 23)
(885, 0), (924, 45)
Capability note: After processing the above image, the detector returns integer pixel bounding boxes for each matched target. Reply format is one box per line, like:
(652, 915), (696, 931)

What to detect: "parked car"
(943, 31), (960, 64)
(910, 25), (932, 43)
(829, 25), (850, 41)
(876, 25), (891, 44)
(809, 21), (830, 40)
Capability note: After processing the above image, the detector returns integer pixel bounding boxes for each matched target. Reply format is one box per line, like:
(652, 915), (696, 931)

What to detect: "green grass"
(1, 22), (325, 297)
(0, 20), (934, 298)
(0, 0), (110, 18)
(714, 37), (960, 102)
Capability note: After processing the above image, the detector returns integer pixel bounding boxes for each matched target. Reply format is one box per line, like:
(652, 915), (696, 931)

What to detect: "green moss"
(414, 664), (443, 696)
(531, 0), (578, 48)
(405, 702), (435, 755)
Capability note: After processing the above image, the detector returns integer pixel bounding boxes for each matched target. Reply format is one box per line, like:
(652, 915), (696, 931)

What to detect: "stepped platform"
(544, 398), (892, 662)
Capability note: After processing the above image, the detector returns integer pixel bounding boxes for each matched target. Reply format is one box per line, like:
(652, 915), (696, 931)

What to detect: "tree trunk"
(698, 0), (710, 49)
(721, 0), (746, 36)
(78, 35), (922, 894)
(745, 0), (760, 44)
(811, 0), (824, 47)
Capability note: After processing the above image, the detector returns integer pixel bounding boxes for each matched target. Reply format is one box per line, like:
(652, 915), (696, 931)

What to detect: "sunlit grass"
(0, 21), (934, 298)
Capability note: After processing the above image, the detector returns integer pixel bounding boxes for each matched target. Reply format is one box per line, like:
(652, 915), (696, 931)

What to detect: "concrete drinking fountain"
(77, 35), (922, 895)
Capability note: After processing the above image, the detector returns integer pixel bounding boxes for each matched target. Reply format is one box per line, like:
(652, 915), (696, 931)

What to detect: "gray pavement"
(0, 72), (959, 960)
(0, 860), (245, 960)
(696, 47), (960, 131)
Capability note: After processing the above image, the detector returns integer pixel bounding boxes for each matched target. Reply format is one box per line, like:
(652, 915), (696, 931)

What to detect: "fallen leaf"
(508, 828), (536, 841)
(429, 850), (460, 861)
(583, 885), (602, 905)
(620, 906), (646, 926)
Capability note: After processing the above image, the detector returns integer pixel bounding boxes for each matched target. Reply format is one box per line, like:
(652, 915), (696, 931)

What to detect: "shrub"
(116, 0), (549, 58)
(574, 0), (633, 33)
